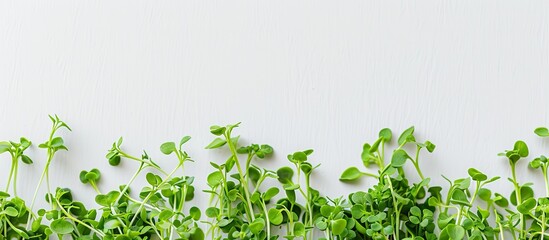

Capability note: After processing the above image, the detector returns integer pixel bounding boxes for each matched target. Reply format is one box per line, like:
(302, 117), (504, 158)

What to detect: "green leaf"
(146, 173), (161, 186)
(50, 218), (74, 235)
(95, 191), (120, 207)
(478, 188), (492, 201)
(277, 167), (294, 184)
(205, 138), (227, 149)
(205, 207), (220, 218)
(398, 126), (415, 145)
(160, 142), (176, 155)
(207, 172), (223, 187)
(391, 149), (409, 167)
(180, 136), (191, 146)
(4, 207), (18, 217)
(410, 206), (421, 217)
(530, 158), (542, 169)
(79, 171), (89, 183)
(409, 216), (420, 224)
(467, 168), (487, 181)
(109, 155), (121, 166)
(284, 184), (300, 191)
(379, 128), (392, 141)
(514, 140), (529, 158)
(260, 144), (274, 154)
(0, 191), (10, 199)
(104, 219), (121, 230)
(331, 219), (347, 235)
(494, 193), (509, 207)
(0, 142), (11, 154)
(263, 187), (279, 201)
(294, 222), (305, 236)
(383, 225), (393, 235)
(450, 190), (471, 206)
(209, 125), (226, 136)
(454, 177), (471, 189)
(268, 208), (283, 225)
(300, 162), (313, 175)
(321, 205), (334, 217)
(535, 127), (549, 137)
(20, 155), (33, 164)
(249, 218), (265, 234)
(339, 167), (363, 181)
(517, 198), (536, 214)
(316, 221), (328, 230)
(159, 209), (174, 220)
(190, 228), (204, 240)
(510, 186), (534, 206)
(440, 224), (465, 240)
(425, 141), (436, 153)
(190, 206), (201, 221)
(50, 137), (64, 148)
(291, 151), (308, 162)
(20, 137), (31, 148)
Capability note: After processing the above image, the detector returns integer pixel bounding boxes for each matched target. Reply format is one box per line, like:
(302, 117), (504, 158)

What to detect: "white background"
(0, 1), (548, 214)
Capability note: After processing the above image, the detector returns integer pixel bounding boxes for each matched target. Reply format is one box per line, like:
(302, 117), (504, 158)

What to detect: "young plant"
(30, 115), (71, 212)
(339, 127), (439, 240)
(79, 168), (101, 194)
(204, 123), (277, 240)
(0, 137), (32, 197)
(276, 150), (321, 240)
(5, 116), (549, 240)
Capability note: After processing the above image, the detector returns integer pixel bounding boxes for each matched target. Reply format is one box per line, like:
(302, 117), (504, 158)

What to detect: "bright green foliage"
(2, 117), (549, 240)
(0, 137), (32, 197)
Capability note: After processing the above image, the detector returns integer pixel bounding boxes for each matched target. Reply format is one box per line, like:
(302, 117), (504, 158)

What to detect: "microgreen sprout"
(30, 115), (71, 212)
(0, 137), (32, 197)
(2, 117), (549, 239)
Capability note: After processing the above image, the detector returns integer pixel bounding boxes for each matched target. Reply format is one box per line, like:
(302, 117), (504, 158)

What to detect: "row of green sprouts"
(1, 116), (549, 240)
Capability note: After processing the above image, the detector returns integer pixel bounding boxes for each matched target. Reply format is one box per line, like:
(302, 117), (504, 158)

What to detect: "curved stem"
(413, 147), (425, 180)
(510, 163), (525, 239)
(225, 134), (254, 222)
(385, 175), (400, 240)
(129, 163), (182, 226)
(54, 197), (105, 237)
(13, 159), (18, 196)
(29, 161), (51, 212)
(5, 157), (15, 194)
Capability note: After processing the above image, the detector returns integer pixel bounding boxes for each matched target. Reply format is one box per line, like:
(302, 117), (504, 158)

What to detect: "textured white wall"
(0, 1), (548, 213)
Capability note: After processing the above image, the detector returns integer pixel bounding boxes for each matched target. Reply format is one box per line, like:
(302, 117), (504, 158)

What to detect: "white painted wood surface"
(0, 1), (548, 213)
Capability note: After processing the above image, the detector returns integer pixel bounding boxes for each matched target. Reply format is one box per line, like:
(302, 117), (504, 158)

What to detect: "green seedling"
(30, 115), (71, 212)
(0, 137), (32, 197)
(204, 123), (279, 240)
(3, 116), (549, 239)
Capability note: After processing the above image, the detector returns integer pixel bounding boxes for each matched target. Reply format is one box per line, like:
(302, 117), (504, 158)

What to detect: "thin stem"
(114, 162), (144, 205)
(89, 182), (101, 194)
(13, 158), (18, 196)
(5, 156), (15, 194)
(261, 200), (271, 240)
(386, 175), (400, 240)
(54, 197), (106, 237)
(119, 152), (168, 176)
(225, 133), (255, 222)
(511, 163), (525, 239)
(380, 140), (386, 168)
(542, 212), (546, 239)
(45, 166), (54, 209)
(306, 176), (313, 240)
(29, 161), (51, 212)
(129, 163), (182, 226)
(413, 147), (425, 180)
(543, 166), (549, 197)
